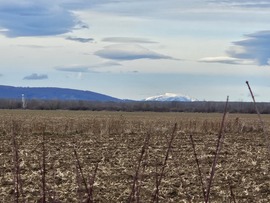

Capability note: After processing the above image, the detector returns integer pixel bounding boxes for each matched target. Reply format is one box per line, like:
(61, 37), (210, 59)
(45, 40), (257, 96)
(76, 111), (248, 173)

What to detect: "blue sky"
(1, 0), (270, 101)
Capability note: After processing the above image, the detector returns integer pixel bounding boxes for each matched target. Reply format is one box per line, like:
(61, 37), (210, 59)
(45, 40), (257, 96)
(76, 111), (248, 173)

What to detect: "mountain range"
(0, 86), (197, 102)
(0, 85), (120, 102)
(144, 93), (197, 102)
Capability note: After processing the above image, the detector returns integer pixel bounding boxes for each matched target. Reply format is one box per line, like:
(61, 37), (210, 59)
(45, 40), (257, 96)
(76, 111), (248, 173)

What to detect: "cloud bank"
(95, 44), (173, 61)
(0, 1), (86, 37)
(199, 30), (270, 66)
(228, 30), (270, 66)
(1, 0), (267, 38)
(23, 73), (48, 80)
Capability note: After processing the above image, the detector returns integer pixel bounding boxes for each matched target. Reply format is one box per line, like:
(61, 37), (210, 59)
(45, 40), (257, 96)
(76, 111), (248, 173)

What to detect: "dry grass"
(0, 110), (269, 202)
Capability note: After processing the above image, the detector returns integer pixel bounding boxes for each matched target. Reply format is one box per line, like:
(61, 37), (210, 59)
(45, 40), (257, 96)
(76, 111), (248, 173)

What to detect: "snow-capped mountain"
(144, 93), (197, 102)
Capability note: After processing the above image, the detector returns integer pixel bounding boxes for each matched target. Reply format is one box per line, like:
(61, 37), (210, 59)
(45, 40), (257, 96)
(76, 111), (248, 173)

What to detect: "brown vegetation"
(2, 98), (270, 114)
(0, 110), (269, 202)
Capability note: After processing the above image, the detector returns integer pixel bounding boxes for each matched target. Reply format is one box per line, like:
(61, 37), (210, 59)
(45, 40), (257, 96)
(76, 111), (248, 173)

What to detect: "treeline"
(0, 98), (269, 114)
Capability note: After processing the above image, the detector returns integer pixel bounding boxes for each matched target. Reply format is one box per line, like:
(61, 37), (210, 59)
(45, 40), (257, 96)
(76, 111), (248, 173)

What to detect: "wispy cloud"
(66, 36), (94, 43)
(54, 65), (91, 73)
(16, 44), (61, 49)
(23, 73), (48, 80)
(95, 44), (173, 61)
(54, 62), (121, 72)
(199, 56), (254, 65)
(92, 61), (122, 67)
(86, 0), (208, 18)
(102, 37), (157, 44)
(0, 1), (87, 37)
(208, 0), (270, 8)
(0, 0), (265, 38)
(227, 30), (270, 66)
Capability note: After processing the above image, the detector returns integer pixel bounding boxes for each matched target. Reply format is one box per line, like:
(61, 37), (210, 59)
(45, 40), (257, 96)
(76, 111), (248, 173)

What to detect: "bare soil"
(0, 110), (269, 202)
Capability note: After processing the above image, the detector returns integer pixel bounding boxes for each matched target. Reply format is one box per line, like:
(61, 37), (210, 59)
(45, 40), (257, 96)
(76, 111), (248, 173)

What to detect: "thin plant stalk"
(229, 183), (236, 203)
(205, 96), (229, 203)
(154, 157), (159, 203)
(152, 123), (177, 203)
(75, 159), (83, 203)
(50, 160), (58, 203)
(73, 147), (89, 197)
(11, 121), (25, 203)
(74, 146), (98, 203)
(128, 133), (151, 203)
(189, 134), (206, 202)
(41, 131), (46, 203)
(246, 81), (270, 153)
(87, 162), (99, 203)
(135, 150), (148, 203)
(12, 122), (20, 203)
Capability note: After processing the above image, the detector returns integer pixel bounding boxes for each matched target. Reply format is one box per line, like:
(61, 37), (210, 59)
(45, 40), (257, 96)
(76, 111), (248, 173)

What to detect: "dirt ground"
(0, 110), (269, 202)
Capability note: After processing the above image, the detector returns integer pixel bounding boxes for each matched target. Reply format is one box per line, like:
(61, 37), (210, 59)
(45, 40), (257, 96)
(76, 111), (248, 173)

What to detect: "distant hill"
(0, 85), (121, 101)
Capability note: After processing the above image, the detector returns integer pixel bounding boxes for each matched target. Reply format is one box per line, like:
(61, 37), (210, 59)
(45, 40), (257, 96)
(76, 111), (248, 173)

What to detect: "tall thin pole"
(246, 81), (270, 154)
(22, 94), (26, 109)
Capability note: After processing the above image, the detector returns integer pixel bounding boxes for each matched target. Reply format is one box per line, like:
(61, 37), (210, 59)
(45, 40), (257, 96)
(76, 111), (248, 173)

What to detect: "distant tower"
(22, 94), (26, 109)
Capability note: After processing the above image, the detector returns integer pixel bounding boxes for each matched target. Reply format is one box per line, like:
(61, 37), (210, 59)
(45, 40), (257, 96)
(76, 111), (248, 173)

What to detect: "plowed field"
(0, 110), (269, 202)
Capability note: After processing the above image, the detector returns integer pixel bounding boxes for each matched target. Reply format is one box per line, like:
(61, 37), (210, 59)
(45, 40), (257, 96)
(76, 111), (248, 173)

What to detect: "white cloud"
(54, 62), (122, 72)
(199, 56), (254, 65)
(95, 44), (173, 60)
(23, 73), (48, 80)
(102, 37), (157, 44)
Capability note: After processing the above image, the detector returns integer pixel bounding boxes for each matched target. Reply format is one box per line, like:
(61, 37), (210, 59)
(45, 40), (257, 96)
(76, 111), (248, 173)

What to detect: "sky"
(1, 0), (270, 101)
